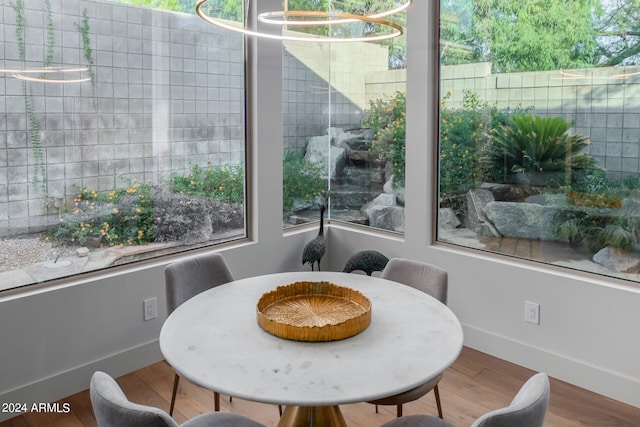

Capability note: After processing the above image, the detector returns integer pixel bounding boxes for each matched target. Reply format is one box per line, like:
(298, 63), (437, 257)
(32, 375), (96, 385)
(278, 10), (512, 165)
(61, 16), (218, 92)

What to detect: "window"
(281, 2), (407, 234)
(0, 0), (246, 291)
(437, 0), (640, 284)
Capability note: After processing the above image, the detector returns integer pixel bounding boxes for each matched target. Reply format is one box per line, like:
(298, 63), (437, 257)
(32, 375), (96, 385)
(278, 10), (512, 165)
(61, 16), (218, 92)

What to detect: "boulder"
(439, 208), (461, 230)
(465, 189), (500, 237)
(484, 201), (561, 240)
(305, 135), (347, 179)
(153, 189), (244, 245)
(365, 193), (404, 232)
(593, 247), (640, 273)
(368, 205), (405, 232)
(383, 178), (405, 205)
(480, 182), (533, 202)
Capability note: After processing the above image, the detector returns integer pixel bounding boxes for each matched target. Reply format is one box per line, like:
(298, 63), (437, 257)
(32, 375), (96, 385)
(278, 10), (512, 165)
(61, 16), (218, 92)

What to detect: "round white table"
(159, 271), (463, 426)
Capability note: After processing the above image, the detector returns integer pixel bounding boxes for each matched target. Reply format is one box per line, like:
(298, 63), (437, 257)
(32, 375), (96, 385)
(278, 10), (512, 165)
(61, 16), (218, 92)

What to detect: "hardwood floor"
(2, 347), (639, 426)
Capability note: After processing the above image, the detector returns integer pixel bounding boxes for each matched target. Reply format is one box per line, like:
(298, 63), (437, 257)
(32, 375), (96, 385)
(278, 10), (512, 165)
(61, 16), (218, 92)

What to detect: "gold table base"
(277, 405), (347, 427)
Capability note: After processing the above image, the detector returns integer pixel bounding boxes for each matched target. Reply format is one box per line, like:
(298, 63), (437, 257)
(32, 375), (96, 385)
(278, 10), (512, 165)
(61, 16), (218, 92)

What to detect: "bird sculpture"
(343, 250), (389, 276)
(302, 194), (329, 271)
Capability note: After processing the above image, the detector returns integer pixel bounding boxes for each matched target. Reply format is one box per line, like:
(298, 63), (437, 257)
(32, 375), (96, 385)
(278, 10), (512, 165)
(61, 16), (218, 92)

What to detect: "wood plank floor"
(2, 347), (639, 427)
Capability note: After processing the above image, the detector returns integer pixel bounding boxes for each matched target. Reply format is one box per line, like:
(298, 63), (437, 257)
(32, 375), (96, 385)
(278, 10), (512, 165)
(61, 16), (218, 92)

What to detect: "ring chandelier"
(196, 0), (410, 43)
(0, 67), (91, 83)
(257, 1), (411, 26)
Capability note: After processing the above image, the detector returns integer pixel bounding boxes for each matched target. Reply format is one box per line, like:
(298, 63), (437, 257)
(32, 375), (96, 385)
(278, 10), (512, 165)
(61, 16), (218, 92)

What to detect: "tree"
(440, 0), (476, 65)
(471, 0), (602, 73)
(595, 0), (640, 66)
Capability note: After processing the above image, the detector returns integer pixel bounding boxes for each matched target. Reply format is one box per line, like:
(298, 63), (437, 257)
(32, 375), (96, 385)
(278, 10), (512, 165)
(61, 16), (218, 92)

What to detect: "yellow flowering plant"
(46, 175), (154, 247)
(170, 162), (244, 204)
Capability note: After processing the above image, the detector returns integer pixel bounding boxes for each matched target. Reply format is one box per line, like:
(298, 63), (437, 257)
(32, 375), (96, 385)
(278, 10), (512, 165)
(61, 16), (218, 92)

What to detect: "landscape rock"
(365, 193), (404, 232)
(383, 178), (405, 205)
(439, 208), (461, 230)
(480, 182), (535, 202)
(484, 201), (561, 240)
(305, 135), (347, 179)
(153, 189), (243, 245)
(593, 247), (640, 273)
(76, 247), (90, 257)
(465, 189), (500, 237)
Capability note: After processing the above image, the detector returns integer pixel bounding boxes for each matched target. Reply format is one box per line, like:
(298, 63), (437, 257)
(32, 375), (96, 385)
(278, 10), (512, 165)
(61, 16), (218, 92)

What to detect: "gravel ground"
(0, 235), (78, 273)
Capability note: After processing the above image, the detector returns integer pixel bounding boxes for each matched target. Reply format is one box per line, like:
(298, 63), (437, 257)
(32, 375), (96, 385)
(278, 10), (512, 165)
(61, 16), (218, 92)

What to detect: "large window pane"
(0, 0), (246, 291)
(437, 0), (640, 284)
(281, 1), (407, 234)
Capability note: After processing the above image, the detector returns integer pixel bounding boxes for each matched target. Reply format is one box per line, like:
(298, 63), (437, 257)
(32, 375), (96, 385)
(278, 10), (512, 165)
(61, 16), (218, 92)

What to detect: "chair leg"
(375, 404), (379, 413)
(397, 404), (403, 417)
(169, 373), (180, 416)
(279, 405), (283, 416)
(434, 384), (443, 418)
(214, 391), (220, 411)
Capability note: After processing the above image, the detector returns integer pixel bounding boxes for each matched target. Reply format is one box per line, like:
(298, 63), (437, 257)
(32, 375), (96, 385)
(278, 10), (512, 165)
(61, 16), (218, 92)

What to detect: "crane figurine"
(302, 192), (329, 271)
(343, 250), (389, 276)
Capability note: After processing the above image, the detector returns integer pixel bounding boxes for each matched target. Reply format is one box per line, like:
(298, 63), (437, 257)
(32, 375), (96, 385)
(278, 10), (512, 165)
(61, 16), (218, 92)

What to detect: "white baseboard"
(462, 323), (640, 409)
(0, 340), (163, 422)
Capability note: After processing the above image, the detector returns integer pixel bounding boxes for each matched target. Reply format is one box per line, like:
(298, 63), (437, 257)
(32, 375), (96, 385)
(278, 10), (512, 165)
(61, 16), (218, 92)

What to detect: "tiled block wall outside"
(282, 41), (389, 152)
(283, 49), (364, 152)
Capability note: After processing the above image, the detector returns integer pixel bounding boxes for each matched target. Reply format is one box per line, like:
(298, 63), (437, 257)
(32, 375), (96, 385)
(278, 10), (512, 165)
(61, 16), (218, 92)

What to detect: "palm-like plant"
(486, 114), (600, 185)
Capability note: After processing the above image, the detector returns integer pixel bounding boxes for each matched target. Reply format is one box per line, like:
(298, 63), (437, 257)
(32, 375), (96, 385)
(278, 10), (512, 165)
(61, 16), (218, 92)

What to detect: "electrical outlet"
(525, 301), (540, 325)
(144, 297), (157, 321)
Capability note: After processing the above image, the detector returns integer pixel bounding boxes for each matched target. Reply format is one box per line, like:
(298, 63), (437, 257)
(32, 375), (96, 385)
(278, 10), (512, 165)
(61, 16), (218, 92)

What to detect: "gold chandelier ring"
(196, 1), (404, 43)
(258, 1), (412, 26)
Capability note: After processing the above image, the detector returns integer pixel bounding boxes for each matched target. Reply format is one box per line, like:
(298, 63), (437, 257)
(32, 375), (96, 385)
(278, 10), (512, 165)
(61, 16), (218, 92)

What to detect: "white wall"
(1, 1), (639, 422)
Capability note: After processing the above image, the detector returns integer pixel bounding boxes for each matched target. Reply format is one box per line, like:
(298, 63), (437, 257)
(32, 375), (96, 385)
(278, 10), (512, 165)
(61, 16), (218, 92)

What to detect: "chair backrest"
(381, 258), (448, 304)
(472, 373), (550, 427)
(90, 371), (178, 427)
(165, 252), (234, 314)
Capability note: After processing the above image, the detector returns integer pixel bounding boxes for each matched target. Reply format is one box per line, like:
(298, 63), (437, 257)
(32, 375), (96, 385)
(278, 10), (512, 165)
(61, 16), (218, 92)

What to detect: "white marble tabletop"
(159, 271), (463, 407)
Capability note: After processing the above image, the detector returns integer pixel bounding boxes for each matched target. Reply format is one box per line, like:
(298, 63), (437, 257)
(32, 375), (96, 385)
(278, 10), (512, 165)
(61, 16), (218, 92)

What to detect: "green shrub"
(439, 90), (489, 202)
(283, 151), (327, 212)
(170, 162), (244, 204)
(486, 114), (600, 186)
(556, 211), (640, 253)
(46, 177), (154, 248)
(363, 91), (406, 187)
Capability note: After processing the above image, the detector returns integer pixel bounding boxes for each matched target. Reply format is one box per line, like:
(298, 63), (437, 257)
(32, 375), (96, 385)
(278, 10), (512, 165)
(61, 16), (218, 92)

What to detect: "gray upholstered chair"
(368, 258), (448, 418)
(90, 371), (266, 427)
(165, 252), (234, 416)
(378, 372), (550, 427)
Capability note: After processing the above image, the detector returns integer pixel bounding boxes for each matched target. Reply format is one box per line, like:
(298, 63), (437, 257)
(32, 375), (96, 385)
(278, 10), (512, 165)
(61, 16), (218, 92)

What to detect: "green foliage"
(48, 162), (247, 247)
(283, 151), (327, 212)
(439, 90), (534, 203)
(47, 178), (155, 248)
(170, 162), (244, 204)
(596, 0), (640, 66)
(44, 0), (54, 71)
(485, 114), (600, 186)
(12, 0), (46, 193)
(75, 8), (96, 82)
(623, 172), (640, 190)
(556, 210), (640, 253)
(469, 0), (602, 72)
(439, 90), (490, 201)
(363, 91), (406, 187)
